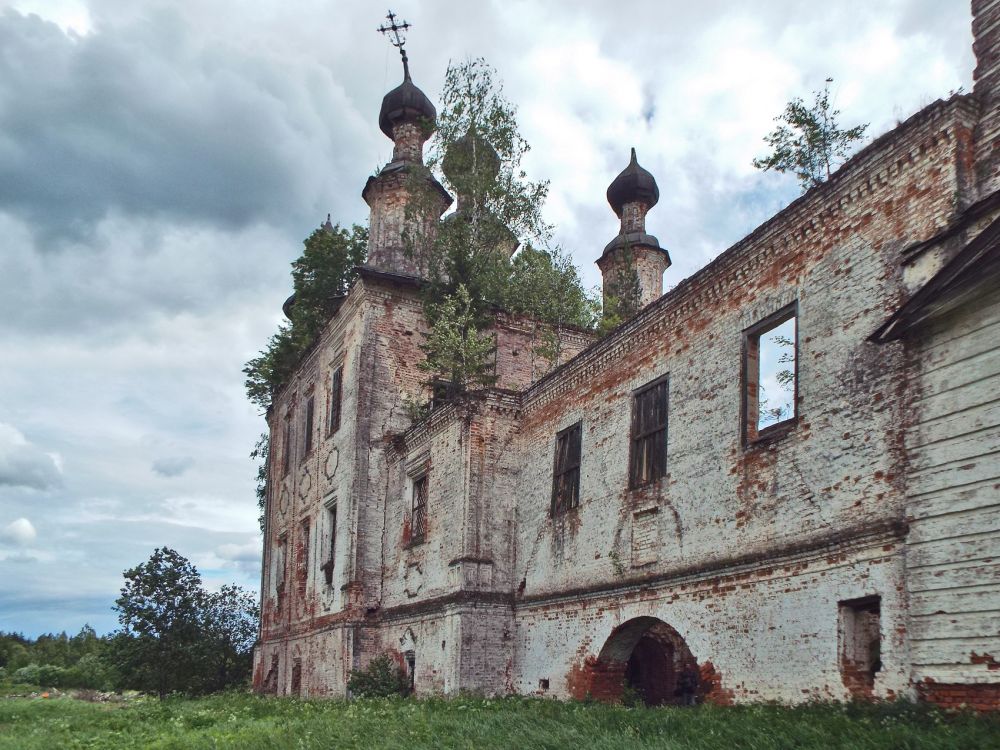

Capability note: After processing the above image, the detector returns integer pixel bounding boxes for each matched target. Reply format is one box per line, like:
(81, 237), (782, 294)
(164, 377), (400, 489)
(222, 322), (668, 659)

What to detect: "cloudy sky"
(0, 0), (975, 637)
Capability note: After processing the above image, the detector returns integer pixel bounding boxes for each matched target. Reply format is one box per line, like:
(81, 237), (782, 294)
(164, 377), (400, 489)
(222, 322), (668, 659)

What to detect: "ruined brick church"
(253, 2), (1000, 709)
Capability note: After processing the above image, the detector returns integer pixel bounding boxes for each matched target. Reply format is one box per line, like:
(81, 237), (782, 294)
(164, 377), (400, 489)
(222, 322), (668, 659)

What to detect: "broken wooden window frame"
(410, 473), (428, 544)
(629, 375), (669, 488)
(741, 302), (799, 446)
(328, 365), (343, 436)
(551, 421), (582, 515)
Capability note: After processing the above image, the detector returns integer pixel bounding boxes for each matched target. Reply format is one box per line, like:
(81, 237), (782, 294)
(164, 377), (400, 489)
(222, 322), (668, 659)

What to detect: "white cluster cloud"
(0, 517), (37, 545)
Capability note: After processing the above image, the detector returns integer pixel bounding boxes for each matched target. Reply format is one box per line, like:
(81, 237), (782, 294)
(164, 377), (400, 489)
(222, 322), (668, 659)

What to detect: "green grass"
(0, 691), (998, 750)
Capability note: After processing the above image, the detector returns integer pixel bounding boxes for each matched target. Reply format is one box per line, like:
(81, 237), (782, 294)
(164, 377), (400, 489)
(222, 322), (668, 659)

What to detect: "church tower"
(597, 148), (671, 311)
(362, 45), (451, 277)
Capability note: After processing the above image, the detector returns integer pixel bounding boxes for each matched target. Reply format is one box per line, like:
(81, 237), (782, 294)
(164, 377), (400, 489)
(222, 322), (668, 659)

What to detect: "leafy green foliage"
(504, 245), (598, 331)
(0, 626), (104, 672)
(0, 626), (117, 692)
(753, 78), (868, 190)
(243, 223), (367, 411)
(199, 585), (259, 695)
(250, 432), (269, 533)
(0, 692), (997, 750)
(597, 246), (643, 337)
(419, 284), (498, 396)
(346, 654), (411, 698)
(108, 547), (258, 698)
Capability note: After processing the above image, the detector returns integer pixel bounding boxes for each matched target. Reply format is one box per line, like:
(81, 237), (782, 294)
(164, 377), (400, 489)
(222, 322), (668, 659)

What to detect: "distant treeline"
(1, 548), (259, 697)
(0, 626), (115, 690)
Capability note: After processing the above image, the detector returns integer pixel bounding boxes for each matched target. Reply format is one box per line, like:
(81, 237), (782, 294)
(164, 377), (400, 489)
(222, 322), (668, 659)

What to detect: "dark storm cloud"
(0, 424), (62, 490)
(0, 8), (371, 240)
(152, 455), (194, 478)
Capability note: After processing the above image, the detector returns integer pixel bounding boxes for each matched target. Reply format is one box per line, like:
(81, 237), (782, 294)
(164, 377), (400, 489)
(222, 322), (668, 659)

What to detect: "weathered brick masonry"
(254, 3), (1000, 709)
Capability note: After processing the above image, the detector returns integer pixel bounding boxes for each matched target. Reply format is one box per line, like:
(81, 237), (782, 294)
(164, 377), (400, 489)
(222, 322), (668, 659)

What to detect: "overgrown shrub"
(347, 654), (409, 698)
(62, 654), (115, 690)
(14, 663), (66, 687)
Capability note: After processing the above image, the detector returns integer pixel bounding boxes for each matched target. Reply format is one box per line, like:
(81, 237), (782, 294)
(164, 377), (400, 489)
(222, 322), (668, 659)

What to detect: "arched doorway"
(578, 617), (699, 706)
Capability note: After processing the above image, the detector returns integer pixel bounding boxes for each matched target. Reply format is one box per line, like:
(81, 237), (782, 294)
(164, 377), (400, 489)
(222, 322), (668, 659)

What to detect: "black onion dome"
(378, 65), (436, 139)
(441, 128), (501, 184)
(606, 147), (659, 216)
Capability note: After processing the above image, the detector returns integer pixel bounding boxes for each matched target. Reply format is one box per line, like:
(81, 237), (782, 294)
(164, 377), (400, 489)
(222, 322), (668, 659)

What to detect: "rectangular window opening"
(274, 534), (287, 608)
(282, 419), (292, 476)
(297, 519), (310, 599)
(743, 306), (797, 443)
(322, 504), (337, 586)
(329, 366), (343, 435)
(839, 595), (882, 694)
(551, 422), (582, 515)
(411, 474), (428, 544)
(629, 376), (669, 488)
(303, 395), (315, 457)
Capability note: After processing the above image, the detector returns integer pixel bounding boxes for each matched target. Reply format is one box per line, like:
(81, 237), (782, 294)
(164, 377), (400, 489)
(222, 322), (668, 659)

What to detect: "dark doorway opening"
(582, 617), (699, 706)
(625, 633), (676, 706)
(290, 658), (302, 696)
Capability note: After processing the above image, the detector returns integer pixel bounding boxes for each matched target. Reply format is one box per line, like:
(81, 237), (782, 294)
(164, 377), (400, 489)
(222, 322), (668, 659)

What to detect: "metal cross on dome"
(377, 10), (413, 77)
(377, 10), (410, 51)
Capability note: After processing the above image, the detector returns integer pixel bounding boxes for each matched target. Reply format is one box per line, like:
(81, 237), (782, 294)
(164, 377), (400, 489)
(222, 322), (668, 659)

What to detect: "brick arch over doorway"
(569, 617), (699, 706)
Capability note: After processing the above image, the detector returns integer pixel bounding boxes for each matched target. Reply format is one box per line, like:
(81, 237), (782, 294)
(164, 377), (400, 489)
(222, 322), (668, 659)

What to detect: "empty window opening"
(551, 422), (582, 515)
(303, 395), (315, 457)
(411, 474), (428, 543)
(744, 306), (797, 442)
(297, 519), (310, 598)
(539, 678), (550, 691)
(282, 419), (292, 476)
(321, 504), (337, 586)
(274, 534), (287, 608)
(290, 658), (302, 696)
(329, 366), (343, 435)
(839, 595), (882, 697)
(629, 376), (669, 488)
(263, 653), (279, 694)
(405, 651), (416, 694)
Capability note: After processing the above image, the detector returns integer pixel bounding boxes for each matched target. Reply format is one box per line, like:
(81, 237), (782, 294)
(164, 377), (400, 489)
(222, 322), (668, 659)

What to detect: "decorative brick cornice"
(517, 518), (908, 609)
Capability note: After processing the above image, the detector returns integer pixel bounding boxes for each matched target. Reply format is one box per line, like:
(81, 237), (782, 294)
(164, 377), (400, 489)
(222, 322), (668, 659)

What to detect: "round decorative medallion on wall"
(278, 487), (290, 516)
(324, 447), (340, 481)
(298, 470), (312, 500)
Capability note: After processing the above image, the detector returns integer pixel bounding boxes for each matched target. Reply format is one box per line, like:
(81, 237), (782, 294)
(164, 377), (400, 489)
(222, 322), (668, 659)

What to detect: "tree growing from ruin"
(243, 223), (366, 515)
(251, 432), (269, 532)
(752, 78), (868, 190)
(243, 222), (368, 412)
(407, 59), (598, 396)
(596, 243), (642, 336)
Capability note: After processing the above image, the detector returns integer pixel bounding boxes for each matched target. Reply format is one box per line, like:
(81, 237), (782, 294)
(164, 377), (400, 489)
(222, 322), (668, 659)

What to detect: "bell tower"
(362, 12), (451, 277)
(597, 148), (671, 312)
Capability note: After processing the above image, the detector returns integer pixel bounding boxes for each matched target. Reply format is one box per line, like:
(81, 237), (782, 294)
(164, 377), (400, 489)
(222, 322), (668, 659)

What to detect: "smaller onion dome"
(606, 147), (659, 217)
(441, 128), (501, 185)
(378, 60), (436, 139)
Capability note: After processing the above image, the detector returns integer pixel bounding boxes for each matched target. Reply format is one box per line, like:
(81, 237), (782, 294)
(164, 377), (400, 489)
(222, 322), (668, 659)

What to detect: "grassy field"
(0, 691), (998, 750)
